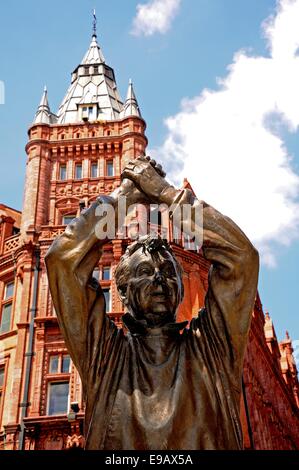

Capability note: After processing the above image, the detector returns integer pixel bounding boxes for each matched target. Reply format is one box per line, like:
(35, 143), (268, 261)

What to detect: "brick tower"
(0, 26), (298, 450)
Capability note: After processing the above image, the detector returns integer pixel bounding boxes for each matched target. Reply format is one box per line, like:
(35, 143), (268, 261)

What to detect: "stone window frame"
(74, 162), (83, 180)
(55, 199), (79, 226)
(59, 163), (67, 181)
(90, 161), (99, 179)
(46, 381), (70, 417)
(91, 265), (111, 311)
(42, 349), (71, 417)
(106, 159), (114, 177)
(62, 214), (76, 226)
(0, 279), (15, 336)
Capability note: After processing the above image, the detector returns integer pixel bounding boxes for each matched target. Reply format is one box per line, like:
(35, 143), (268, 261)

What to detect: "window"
(102, 267), (111, 281)
(1, 281), (14, 334)
(0, 366), (4, 410)
(62, 355), (70, 373)
(103, 289), (111, 311)
(0, 304), (12, 334)
(75, 163), (82, 179)
(62, 215), (75, 225)
(47, 353), (71, 415)
(49, 355), (59, 374)
(93, 268), (100, 281)
(59, 165), (67, 181)
(48, 354), (70, 374)
(91, 162), (98, 178)
(48, 382), (69, 416)
(106, 161), (114, 177)
(5, 282), (14, 299)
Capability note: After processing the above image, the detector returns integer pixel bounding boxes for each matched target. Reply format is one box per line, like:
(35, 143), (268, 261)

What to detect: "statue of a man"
(45, 156), (259, 450)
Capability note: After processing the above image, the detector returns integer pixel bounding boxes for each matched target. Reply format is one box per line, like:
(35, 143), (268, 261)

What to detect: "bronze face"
(115, 237), (184, 328)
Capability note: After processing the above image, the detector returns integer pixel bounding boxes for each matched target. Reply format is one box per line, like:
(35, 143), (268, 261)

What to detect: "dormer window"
(81, 105), (97, 122)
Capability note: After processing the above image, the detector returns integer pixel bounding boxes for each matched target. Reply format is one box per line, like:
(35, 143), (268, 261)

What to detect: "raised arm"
(45, 179), (148, 382)
(45, 195), (116, 380)
(165, 188), (259, 380)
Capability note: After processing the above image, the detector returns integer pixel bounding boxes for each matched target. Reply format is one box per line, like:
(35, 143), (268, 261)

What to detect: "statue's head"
(115, 235), (184, 328)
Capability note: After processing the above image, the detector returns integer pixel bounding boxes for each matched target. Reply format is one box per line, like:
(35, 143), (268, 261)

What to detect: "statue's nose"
(153, 269), (163, 285)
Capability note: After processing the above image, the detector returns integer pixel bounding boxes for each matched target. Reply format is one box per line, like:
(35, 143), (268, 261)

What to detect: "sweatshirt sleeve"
(167, 188), (259, 381)
(45, 196), (118, 385)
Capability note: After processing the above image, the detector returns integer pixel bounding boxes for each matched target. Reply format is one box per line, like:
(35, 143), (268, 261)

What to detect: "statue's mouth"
(151, 290), (170, 298)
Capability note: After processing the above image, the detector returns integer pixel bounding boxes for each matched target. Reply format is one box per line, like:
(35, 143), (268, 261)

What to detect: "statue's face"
(124, 249), (182, 328)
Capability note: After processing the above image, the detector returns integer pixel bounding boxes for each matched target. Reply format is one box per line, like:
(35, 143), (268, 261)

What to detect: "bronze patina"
(45, 156), (259, 450)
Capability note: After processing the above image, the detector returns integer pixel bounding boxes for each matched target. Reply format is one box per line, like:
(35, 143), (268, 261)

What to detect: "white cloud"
(152, 0), (299, 266)
(131, 0), (181, 36)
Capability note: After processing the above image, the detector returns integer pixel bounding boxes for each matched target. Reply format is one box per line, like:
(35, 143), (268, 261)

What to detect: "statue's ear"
(180, 282), (184, 301)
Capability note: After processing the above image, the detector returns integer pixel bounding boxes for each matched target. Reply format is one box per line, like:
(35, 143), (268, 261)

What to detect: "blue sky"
(0, 0), (298, 348)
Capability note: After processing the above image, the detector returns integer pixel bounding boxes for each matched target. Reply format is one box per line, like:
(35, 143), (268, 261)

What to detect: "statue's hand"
(121, 156), (170, 203)
(111, 176), (150, 207)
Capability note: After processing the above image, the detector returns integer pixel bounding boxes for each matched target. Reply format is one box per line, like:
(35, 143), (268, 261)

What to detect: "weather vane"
(93, 9), (97, 37)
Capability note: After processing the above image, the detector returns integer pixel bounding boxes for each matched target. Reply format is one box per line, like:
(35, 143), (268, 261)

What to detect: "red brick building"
(0, 30), (298, 451)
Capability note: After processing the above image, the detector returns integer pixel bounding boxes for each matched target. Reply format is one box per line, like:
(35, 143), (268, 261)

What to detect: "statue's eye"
(162, 264), (176, 277)
(137, 265), (154, 276)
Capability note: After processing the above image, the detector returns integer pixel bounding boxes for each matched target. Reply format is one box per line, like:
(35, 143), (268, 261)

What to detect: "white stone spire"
(120, 79), (142, 119)
(81, 35), (105, 65)
(33, 86), (58, 125)
(57, 32), (123, 124)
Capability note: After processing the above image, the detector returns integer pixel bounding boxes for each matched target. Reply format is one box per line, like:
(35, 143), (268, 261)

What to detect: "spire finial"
(92, 9), (97, 38)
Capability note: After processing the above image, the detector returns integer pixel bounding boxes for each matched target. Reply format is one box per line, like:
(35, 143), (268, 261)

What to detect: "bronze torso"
(84, 311), (242, 450)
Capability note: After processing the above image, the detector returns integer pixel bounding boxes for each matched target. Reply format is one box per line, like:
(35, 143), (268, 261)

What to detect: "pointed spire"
(81, 35), (105, 64)
(120, 79), (142, 119)
(33, 86), (57, 125)
(81, 10), (105, 65)
(92, 9), (97, 38)
(39, 85), (49, 107)
(57, 21), (124, 124)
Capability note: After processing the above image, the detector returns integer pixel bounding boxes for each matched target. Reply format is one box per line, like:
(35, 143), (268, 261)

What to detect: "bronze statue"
(45, 156), (259, 450)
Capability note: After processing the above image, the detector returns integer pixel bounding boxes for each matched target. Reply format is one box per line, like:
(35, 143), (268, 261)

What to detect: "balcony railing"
(40, 226), (66, 240)
(3, 234), (21, 253)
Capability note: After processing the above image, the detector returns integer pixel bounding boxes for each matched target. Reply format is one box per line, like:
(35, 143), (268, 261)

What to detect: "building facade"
(0, 31), (298, 451)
